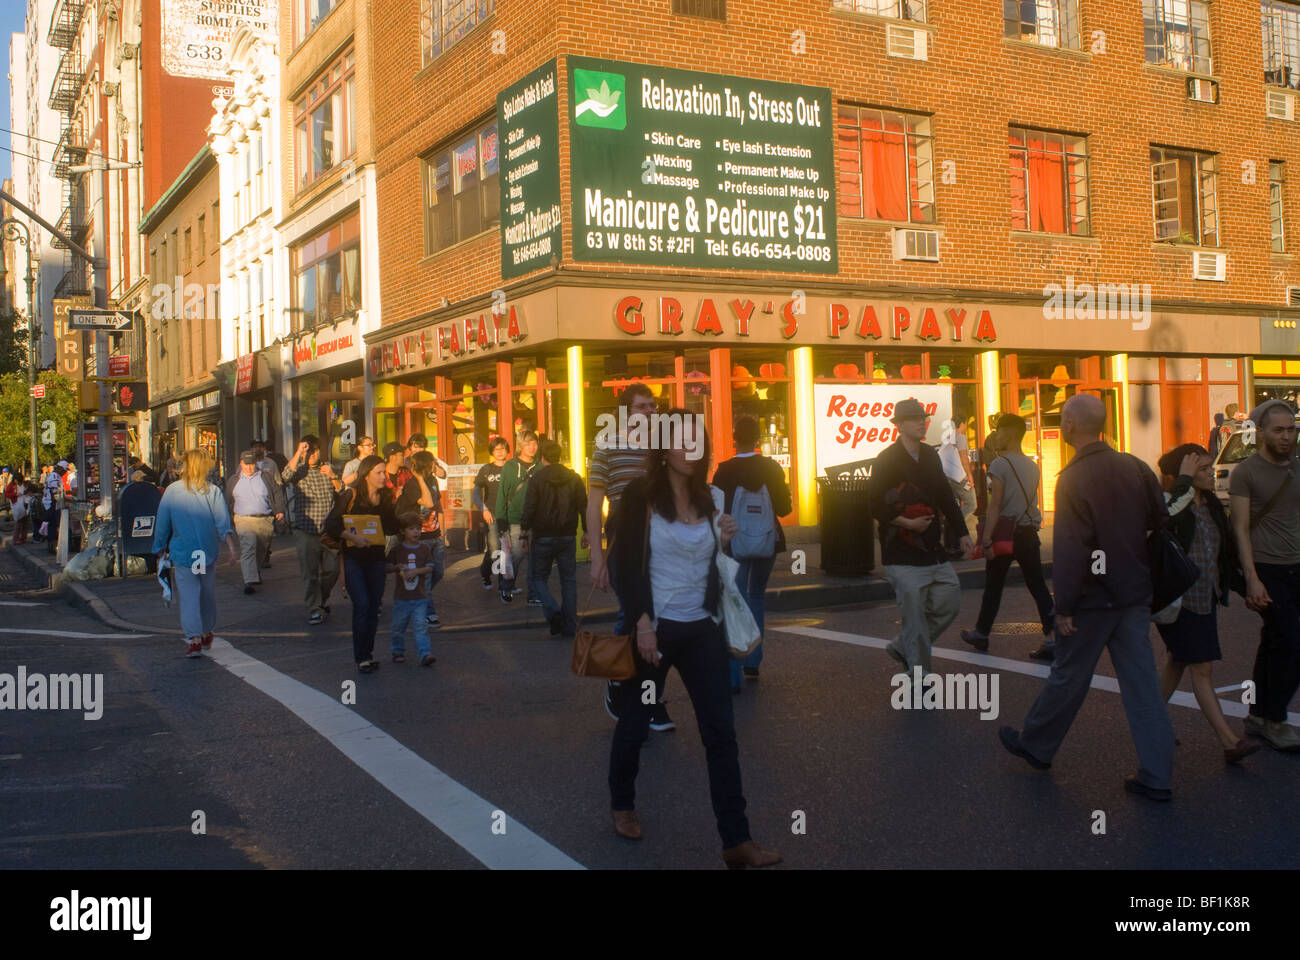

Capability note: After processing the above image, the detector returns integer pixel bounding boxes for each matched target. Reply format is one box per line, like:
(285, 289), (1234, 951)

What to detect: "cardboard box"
(343, 514), (385, 546)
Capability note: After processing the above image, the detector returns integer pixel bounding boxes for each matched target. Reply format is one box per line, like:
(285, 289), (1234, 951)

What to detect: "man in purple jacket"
(999, 394), (1176, 801)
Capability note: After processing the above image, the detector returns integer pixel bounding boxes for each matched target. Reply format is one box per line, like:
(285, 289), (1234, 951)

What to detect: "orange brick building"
(367, 0), (1300, 532)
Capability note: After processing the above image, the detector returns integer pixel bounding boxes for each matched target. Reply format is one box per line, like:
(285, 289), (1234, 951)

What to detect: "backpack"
(730, 484), (776, 559)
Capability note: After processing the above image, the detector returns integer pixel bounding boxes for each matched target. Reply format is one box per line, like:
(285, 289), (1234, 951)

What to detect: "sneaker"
(185, 640), (203, 659)
(649, 702), (675, 732)
(357, 660), (379, 674)
(604, 681), (623, 721)
(420, 653), (437, 667)
(1124, 774), (1172, 802)
(1246, 715), (1300, 752)
(482, 578), (494, 590)
(201, 633), (214, 650)
(243, 584), (255, 595)
(308, 612), (324, 625)
(527, 597), (543, 607)
(1029, 642), (1055, 662)
(426, 612), (441, 628)
(742, 666), (759, 680)
(512, 587), (524, 596)
(501, 590), (513, 605)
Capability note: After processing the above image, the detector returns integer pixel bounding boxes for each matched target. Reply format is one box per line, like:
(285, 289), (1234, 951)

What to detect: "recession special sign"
(568, 57), (837, 274)
(498, 59), (562, 279)
(813, 384), (952, 479)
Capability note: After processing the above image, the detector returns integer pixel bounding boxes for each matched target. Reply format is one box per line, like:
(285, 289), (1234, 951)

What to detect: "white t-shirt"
(649, 513), (714, 624)
(938, 421), (967, 484)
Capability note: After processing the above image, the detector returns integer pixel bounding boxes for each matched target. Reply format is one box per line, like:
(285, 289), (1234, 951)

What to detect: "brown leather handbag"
(572, 505), (649, 680)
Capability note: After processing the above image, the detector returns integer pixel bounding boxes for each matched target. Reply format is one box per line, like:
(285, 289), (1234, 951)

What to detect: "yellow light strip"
(792, 346), (818, 526)
(978, 350), (1000, 437)
(567, 344), (586, 477)
(1113, 353), (1130, 452)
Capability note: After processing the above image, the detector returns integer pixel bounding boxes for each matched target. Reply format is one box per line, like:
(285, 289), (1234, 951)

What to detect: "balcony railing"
(48, 46), (84, 113)
(47, 0), (86, 50)
(51, 126), (87, 180)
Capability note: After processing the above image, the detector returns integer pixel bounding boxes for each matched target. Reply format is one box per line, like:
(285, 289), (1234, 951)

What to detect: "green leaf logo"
(574, 69), (626, 129)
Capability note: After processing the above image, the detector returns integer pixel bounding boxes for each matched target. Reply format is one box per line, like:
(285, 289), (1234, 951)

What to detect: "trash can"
(818, 476), (874, 575)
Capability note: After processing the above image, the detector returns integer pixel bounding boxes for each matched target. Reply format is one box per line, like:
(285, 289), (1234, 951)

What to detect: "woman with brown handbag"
(607, 410), (781, 869)
(323, 455), (399, 674)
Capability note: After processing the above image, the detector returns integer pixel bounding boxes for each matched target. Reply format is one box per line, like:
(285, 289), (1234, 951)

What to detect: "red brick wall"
(370, 0), (1300, 331)
(140, 0), (222, 213)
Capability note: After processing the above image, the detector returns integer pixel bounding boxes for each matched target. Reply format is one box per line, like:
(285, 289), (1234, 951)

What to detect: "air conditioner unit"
(1287, 286), (1300, 306)
(892, 227), (940, 262)
(886, 24), (928, 61)
(1186, 77), (1218, 103)
(1266, 89), (1296, 120)
(1192, 250), (1226, 281)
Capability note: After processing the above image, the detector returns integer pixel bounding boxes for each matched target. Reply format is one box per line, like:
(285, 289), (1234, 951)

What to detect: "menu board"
(569, 57), (837, 274)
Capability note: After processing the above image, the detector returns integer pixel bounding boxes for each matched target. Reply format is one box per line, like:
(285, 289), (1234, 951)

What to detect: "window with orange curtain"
(838, 106), (935, 224)
(1009, 127), (1090, 235)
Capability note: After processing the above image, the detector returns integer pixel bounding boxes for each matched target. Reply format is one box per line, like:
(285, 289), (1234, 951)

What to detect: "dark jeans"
(1252, 562), (1300, 723)
(343, 554), (388, 663)
(729, 555), (775, 687)
(975, 526), (1054, 636)
(608, 617), (750, 848)
(529, 535), (578, 636)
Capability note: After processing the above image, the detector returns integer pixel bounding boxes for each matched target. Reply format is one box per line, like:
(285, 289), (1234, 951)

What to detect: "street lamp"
(0, 217), (39, 474)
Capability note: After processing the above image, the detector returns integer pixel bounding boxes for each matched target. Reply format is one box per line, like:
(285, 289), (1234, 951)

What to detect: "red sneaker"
(201, 633), (214, 650)
(185, 640), (203, 658)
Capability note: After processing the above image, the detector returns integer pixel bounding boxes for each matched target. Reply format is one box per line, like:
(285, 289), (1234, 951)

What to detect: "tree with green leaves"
(0, 370), (80, 474)
(0, 308), (32, 378)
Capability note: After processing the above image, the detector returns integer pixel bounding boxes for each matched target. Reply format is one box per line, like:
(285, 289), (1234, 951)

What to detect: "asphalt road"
(1, 547), (1296, 870)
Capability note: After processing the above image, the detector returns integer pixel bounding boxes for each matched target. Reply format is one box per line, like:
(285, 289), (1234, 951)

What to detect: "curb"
(6, 539), (1052, 635)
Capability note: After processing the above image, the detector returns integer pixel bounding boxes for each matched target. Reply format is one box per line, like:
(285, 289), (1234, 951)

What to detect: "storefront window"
(874, 350), (925, 381)
(730, 348), (791, 483)
(543, 356), (571, 463)
(682, 349), (713, 426)
(448, 362), (500, 464)
(814, 349), (869, 381)
(294, 375), (318, 442)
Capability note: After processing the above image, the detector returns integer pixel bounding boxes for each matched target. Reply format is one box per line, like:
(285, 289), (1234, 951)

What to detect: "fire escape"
(48, 0), (89, 298)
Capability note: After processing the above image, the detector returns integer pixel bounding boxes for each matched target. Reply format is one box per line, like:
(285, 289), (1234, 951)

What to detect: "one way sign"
(67, 308), (139, 331)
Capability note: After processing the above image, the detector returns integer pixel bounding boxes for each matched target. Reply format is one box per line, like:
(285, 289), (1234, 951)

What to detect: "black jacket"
(610, 478), (721, 629)
(711, 453), (793, 554)
(1052, 441), (1167, 615)
(1165, 473), (1245, 606)
(520, 464), (588, 538)
(869, 440), (966, 565)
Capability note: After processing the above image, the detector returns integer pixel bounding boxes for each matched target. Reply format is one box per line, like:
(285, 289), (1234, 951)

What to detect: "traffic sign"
(108, 355), (130, 377)
(67, 309), (139, 332)
(30, 384), (45, 399)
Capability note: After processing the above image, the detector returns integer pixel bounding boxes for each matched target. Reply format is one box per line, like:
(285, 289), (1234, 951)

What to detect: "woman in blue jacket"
(152, 449), (238, 658)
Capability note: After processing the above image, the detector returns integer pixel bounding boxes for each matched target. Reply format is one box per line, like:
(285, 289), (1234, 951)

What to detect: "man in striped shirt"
(283, 435), (341, 625)
(588, 383), (674, 732)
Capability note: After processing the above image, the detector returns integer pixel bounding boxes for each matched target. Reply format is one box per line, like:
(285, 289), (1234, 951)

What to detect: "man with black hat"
(869, 397), (972, 673)
(226, 450), (287, 594)
(1230, 398), (1300, 752)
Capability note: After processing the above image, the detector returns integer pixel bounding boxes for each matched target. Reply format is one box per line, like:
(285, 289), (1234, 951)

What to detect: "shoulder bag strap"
(1006, 455), (1035, 525)
(1249, 464), (1296, 530)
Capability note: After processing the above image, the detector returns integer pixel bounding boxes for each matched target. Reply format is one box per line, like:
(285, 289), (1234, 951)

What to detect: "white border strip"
(207, 639), (583, 870)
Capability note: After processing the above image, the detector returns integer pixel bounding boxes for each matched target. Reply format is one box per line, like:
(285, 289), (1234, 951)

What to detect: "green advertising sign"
(499, 59), (562, 280)
(568, 56), (837, 274)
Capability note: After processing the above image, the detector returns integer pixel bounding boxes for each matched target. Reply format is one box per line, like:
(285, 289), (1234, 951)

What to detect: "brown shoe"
(722, 840), (782, 869)
(1224, 738), (1261, 764)
(612, 808), (642, 840)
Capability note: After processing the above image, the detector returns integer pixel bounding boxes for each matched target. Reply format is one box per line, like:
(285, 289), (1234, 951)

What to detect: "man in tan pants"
(225, 450), (286, 595)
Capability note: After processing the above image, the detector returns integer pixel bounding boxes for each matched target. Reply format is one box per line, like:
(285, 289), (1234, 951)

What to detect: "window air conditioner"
(1266, 89), (1296, 121)
(1192, 251), (1226, 281)
(886, 24), (928, 61)
(892, 228), (940, 262)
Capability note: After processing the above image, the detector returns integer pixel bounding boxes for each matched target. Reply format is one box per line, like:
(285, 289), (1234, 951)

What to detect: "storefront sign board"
(813, 384), (952, 478)
(368, 306), (528, 377)
(161, 0), (279, 81)
(291, 317), (360, 377)
(569, 57), (837, 274)
(499, 59), (562, 279)
(235, 354), (257, 394)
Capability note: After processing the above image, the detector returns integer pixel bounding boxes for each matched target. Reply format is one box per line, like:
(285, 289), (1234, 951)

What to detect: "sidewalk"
(4, 527), (1054, 637)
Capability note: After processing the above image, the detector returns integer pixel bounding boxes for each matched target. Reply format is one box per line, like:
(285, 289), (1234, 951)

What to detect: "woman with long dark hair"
(324, 454), (399, 673)
(608, 409), (781, 868)
(1156, 443), (1257, 764)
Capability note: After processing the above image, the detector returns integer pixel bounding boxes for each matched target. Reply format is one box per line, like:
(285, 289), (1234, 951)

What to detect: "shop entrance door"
(317, 389), (365, 463)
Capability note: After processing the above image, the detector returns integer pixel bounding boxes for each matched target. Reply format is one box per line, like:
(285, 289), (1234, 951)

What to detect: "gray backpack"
(730, 484), (776, 559)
